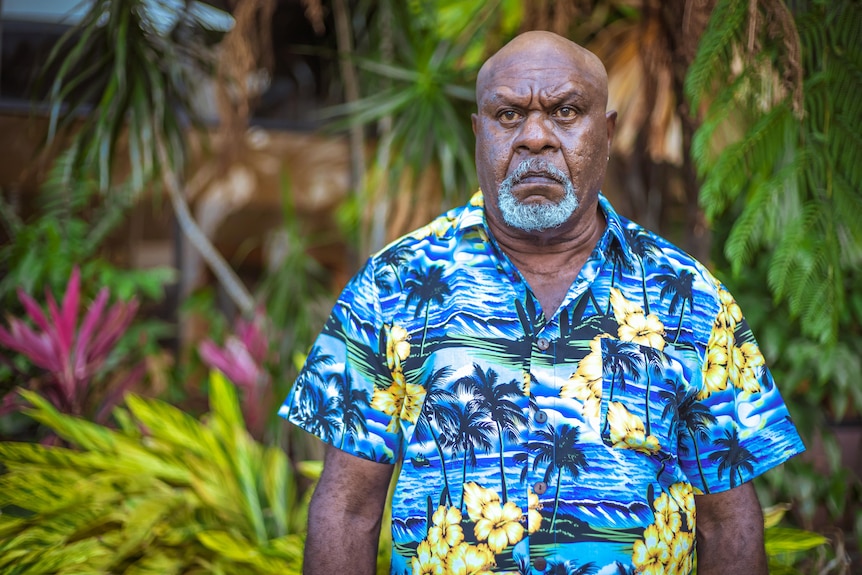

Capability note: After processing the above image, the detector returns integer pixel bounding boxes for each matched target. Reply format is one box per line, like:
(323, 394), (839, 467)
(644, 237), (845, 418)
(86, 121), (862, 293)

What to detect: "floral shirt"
(280, 191), (804, 575)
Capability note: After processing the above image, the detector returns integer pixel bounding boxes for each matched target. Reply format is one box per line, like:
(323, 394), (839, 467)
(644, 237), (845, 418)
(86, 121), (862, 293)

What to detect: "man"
(280, 31), (804, 575)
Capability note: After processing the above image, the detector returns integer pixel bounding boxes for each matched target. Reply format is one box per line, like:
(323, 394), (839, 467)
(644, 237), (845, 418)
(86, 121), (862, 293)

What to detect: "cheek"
(476, 131), (512, 181)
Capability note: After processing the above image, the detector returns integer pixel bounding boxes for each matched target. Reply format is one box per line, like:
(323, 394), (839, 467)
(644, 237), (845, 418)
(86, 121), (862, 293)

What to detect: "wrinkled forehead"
(476, 36), (608, 105)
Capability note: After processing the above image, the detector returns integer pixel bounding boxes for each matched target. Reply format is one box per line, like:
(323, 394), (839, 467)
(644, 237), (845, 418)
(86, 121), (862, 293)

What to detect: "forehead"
(477, 48), (605, 107)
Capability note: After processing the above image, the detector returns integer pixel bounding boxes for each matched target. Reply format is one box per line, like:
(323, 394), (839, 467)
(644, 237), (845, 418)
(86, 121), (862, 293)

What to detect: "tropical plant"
(686, 0), (862, 348)
(327, 0), (523, 253)
(198, 308), (273, 440)
(42, 0), (254, 314)
(255, 178), (334, 407)
(0, 267), (141, 425)
(0, 372), (308, 574)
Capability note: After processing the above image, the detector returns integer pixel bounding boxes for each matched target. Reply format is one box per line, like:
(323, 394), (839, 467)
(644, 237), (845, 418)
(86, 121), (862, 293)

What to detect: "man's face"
(472, 40), (614, 234)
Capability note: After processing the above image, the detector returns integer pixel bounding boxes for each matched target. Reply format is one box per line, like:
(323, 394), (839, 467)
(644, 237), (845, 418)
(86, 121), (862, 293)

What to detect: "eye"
(498, 110), (522, 123)
(555, 106), (577, 119)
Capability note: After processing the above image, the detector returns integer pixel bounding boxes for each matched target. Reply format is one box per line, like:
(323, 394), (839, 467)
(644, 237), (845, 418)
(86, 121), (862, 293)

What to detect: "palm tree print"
(624, 228), (661, 315)
(605, 243), (636, 315)
(665, 389), (718, 493)
(293, 345), (334, 395)
(544, 558), (598, 575)
(455, 364), (527, 504)
(328, 370), (370, 449)
(525, 423), (588, 531)
(655, 264), (694, 343)
(413, 366), (457, 505)
(641, 347), (666, 436)
(440, 400), (494, 511)
(601, 339), (643, 435)
(405, 264), (452, 355)
(708, 427), (757, 488)
(294, 381), (341, 443)
(376, 240), (413, 292)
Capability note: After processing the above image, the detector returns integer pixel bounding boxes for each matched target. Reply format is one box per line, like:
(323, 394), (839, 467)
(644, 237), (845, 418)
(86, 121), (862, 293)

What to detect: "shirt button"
(535, 410), (548, 423)
(533, 481), (547, 495)
(537, 337), (550, 350)
(534, 557), (547, 570)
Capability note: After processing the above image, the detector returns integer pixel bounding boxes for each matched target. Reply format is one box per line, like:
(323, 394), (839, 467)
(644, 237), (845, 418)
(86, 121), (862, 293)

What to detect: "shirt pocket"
(598, 336), (683, 456)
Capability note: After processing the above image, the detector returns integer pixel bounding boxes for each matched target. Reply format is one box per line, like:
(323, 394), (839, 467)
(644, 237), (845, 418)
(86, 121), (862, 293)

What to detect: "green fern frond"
(699, 104), (793, 220)
(685, 0), (748, 113)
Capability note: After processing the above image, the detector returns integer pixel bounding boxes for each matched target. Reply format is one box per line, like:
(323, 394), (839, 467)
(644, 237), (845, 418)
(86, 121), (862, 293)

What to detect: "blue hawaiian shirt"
(280, 191), (805, 575)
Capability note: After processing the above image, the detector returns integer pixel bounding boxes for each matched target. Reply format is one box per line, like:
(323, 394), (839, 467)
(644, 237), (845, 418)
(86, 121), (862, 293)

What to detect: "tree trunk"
(156, 137), (255, 316)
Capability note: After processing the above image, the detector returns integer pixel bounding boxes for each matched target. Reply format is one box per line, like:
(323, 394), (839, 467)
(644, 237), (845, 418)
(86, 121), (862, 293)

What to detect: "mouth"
(516, 171), (564, 185)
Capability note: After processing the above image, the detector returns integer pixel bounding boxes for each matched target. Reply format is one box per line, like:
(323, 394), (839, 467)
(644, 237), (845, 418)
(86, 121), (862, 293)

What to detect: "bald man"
(281, 31), (803, 575)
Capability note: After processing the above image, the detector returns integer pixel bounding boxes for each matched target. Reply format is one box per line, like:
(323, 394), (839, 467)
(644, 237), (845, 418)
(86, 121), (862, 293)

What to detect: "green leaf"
(764, 526), (828, 554)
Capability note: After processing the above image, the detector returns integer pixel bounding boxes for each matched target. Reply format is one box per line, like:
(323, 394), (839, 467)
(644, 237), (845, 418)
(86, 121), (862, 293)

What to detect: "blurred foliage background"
(0, 0), (859, 573)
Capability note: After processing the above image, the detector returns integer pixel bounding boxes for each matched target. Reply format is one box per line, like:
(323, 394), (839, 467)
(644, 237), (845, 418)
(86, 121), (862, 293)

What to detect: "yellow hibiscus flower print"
(469, 190), (485, 207)
(652, 493), (682, 544)
(668, 482), (696, 530)
(730, 341), (765, 394)
(443, 542), (495, 575)
(669, 530), (695, 573)
(716, 287), (743, 329)
(462, 482), (525, 553)
(428, 505), (464, 558)
(560, 335), (605, 423)
(385, 324), (411, 372)
(527, 489), (543, 534)
(412, 540), (445, 575)
(410, 215), (456, 240)
(371, 371), (426, 432)
(607, 401), (660, 454)
(699, 330), (731, 399)
(609, 287), (642, 322)
(610, 288), (666, 350)
(632, 524), (671, 575)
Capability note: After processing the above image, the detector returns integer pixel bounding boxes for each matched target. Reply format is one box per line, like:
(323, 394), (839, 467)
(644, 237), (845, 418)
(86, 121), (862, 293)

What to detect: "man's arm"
(303, 444), (395, 575)
(694, 481), (768, 575)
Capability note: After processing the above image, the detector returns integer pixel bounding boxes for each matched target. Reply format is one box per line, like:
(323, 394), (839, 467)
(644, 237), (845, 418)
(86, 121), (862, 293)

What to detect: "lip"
(515, 174), (563, 187)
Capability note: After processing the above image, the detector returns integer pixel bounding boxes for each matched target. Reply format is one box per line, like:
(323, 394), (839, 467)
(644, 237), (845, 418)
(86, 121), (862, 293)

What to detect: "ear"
(471, 113), (479, 136)
(605, 110), (617, 153)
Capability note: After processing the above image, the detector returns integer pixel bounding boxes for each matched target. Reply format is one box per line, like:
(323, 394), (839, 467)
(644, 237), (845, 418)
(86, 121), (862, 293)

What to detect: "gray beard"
(496, 159), (579, 232)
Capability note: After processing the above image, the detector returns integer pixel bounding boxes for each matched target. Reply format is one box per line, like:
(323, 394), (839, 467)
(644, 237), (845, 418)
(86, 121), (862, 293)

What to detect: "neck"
(489, 202), (606, 315)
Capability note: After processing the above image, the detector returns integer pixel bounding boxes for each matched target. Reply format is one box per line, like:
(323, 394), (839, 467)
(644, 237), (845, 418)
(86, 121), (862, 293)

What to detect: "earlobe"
(471, 113), (479, 136)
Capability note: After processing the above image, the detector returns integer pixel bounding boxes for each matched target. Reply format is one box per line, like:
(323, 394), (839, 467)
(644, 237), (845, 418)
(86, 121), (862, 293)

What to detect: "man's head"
(472, 31), (616, 235)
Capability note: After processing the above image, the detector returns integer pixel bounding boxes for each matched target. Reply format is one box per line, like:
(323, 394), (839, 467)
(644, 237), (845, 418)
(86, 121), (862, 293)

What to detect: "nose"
(514, 112), (560, 154)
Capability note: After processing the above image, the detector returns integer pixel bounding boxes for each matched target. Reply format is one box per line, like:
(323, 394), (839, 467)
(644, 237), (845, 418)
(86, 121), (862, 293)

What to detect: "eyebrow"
(481, 85), (588, 109)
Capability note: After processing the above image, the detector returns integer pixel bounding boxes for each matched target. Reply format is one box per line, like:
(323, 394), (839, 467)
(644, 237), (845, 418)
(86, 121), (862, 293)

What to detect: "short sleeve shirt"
(279, 191), (805, 575)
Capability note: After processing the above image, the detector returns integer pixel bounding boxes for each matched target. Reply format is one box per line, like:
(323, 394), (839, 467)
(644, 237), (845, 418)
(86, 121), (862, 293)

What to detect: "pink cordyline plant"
(198, 308), (272, 439)
(0, 267), (141, 421)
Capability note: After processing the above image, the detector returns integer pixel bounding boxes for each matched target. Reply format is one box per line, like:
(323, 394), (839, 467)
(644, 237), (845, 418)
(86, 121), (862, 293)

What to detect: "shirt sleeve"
(278, 259), (403, 464)
(677, 288), (805, 494)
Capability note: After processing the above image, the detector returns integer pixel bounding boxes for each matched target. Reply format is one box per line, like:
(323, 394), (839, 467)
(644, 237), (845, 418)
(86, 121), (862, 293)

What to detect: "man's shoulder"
(371, 197), (482, 262)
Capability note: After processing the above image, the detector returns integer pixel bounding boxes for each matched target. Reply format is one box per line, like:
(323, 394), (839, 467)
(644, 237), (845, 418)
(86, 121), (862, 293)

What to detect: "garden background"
(0, 0), (859, 573)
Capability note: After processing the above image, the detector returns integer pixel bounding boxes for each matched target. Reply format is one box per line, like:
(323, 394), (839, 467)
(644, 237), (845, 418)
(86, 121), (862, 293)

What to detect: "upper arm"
(694, 481), (767, 574)
(694, 481), (764, 529)
(311, 445), (395, 522)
